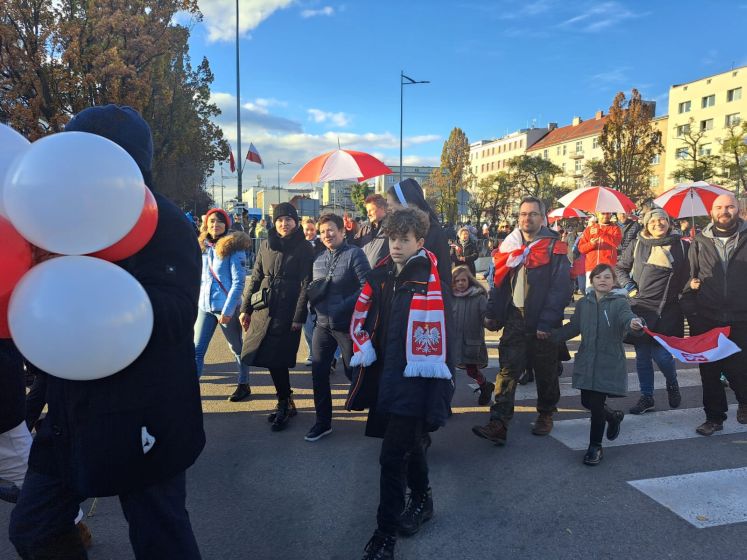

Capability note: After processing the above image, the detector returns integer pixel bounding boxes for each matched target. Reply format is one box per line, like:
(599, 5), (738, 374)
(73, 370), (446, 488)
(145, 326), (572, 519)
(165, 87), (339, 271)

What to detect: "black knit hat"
(65, 105), (154, 188)
(273, 202), (299, 224)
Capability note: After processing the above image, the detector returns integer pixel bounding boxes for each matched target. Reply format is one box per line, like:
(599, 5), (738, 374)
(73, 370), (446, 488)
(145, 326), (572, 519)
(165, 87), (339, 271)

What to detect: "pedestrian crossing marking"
(628, 467), (747, 528)
(550, 404), (747, 450)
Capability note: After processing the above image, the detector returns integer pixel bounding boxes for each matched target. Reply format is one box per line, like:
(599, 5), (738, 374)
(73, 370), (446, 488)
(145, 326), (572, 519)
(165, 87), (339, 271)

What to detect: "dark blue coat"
(346, 254), (454, 436)
(312, 241), (370, 330)
(27, 193), (205, 497)
(0, 339), (25, 434)
(486, 227), (572, 333)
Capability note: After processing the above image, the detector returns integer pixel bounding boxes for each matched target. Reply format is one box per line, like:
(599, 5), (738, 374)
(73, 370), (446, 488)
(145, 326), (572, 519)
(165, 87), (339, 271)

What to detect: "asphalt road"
(2, 296), (746, 559)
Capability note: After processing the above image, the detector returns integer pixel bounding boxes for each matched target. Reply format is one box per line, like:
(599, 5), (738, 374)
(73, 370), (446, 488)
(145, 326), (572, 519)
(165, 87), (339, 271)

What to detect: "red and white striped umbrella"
(557, 186), (636, 214)
(289, 149), (392, 183)
(547, 207), (588, 222)
(653, 181), (733, 218)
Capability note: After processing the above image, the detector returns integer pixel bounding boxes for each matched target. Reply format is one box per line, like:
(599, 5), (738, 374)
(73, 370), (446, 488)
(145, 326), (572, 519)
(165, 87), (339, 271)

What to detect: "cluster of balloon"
(0, 124), (158, 380)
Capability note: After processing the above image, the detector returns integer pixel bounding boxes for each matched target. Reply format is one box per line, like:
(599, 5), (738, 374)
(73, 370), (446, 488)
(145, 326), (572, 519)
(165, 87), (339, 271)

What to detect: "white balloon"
(0, 124), (31, 218)
(9, 256), (154, 380)
(4, 131), (145, 255)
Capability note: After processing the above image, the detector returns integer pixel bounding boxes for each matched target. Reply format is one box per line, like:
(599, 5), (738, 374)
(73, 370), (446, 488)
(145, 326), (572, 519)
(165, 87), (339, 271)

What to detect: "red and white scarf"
(492, 228), (554, 287)
(350, 249), (451, 379)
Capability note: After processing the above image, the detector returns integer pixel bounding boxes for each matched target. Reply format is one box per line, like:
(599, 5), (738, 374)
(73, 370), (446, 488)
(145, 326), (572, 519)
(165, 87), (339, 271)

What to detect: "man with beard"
(686, 193), (747, 436)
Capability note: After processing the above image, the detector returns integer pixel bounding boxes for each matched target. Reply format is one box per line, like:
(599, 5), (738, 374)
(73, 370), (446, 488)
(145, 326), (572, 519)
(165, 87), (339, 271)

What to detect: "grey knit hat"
(643, 207), (670, 226)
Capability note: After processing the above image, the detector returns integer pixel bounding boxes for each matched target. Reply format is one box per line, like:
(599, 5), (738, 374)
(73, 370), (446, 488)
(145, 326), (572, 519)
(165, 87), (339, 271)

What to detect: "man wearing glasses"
(473, 196), (572, 446)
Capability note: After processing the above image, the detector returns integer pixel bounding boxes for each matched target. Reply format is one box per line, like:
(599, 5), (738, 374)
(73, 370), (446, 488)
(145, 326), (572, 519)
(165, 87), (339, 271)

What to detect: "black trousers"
(691, 319), (747, 423)
(377, 415), (429, 536)
(489, 307), (561, 425)
(269, 367), (292, 400)
(580, 389), (609, 446)
(311, 324), (353, 426)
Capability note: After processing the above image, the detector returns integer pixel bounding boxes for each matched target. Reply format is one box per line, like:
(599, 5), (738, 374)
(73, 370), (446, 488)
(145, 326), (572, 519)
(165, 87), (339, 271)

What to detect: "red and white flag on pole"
(246, 143), (264, 168)
(644, 326), (742, 364)
(229, 149), (236, 173)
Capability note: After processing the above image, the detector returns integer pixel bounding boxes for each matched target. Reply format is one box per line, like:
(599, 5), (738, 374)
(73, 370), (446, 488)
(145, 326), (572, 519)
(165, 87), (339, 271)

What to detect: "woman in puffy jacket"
(195, 208), (253, 402)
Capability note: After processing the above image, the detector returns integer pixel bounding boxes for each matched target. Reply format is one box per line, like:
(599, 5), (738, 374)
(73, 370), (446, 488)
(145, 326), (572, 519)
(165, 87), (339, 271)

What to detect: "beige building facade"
(469, 127), (549, 186)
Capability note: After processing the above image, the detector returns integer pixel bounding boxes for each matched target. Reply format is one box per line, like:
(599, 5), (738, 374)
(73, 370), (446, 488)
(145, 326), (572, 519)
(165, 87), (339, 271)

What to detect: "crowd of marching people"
(2, 104), (747, 560)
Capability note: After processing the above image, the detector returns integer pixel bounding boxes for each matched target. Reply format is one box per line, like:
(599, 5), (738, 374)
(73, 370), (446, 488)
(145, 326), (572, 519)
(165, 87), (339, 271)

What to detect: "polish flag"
(246, 143), (264, 168)
(229, 149), (236, 173)
(644, 327), (742, 364)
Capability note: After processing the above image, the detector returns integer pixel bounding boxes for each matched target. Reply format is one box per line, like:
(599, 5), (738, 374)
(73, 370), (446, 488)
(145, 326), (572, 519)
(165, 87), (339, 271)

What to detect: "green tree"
(0, 0), (227, 210)
(670, 119), (719, 183)
(583, 158), (611, 187)
(470, 172), (516, 224)
(507, 154), (566, 209)
(599, 89), (661, 200)
(716, 121), (747, 195)
(436, 127), (472, 224)
(349, 182), (372, 215)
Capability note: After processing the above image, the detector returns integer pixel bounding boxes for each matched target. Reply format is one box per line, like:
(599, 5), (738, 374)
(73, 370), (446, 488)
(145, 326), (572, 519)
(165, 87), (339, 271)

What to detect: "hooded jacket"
(355, 220), (390, 268)
(686, 219), (747, 325)
(198, 230), (252, 316)
(552, 290), (637, 396)
(486, 226), (572, 333)
(452, 285), (488, 368)
(578, 222), (622, 271)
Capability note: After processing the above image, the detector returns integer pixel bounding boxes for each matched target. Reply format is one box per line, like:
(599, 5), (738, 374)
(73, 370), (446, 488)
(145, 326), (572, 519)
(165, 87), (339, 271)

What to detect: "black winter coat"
(240, 227), (313, 368)
(685, 220), (747, 325)
(616, 232), (689, 337)
(486, 227), (572, 333)
(312, 242), (370, 330)
(345, 254), (454, 437)
(28, 193), (205, 497)
(0, 339), (25, 434)
(426, 223), (453, 286)
(356, 221), (389, 268)
(450, 239), (478, 275)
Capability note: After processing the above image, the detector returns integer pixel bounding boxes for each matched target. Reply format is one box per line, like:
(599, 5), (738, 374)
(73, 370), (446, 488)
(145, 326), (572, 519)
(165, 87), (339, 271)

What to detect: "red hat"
(205, 208), (232, 227)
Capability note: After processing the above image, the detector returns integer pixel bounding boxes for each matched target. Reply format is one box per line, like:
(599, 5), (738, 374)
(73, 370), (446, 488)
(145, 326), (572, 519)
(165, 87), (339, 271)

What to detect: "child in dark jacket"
(553, 264), (644, 466)
(347, 208), (453, 560)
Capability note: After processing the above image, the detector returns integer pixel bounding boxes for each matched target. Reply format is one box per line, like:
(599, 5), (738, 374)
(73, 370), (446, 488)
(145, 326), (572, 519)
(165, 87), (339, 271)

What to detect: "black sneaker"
(362, 530), (396, 560)
(666, 382), (681, 409)
(228, 383), (251, 402)
(268, 395), (298, 423)
(399, 489), (433, 536)
(583, 444), (603, 466)
(606, 410), (624, 441)
(270, 398), (296, 431)
(477, 381), (494, 406)
(304, 423), (332, 442)
(629, 395), (655, 415)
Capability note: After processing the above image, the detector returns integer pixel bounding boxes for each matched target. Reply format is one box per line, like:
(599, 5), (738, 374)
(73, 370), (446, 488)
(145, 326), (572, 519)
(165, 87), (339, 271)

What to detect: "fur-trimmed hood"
(199, 231), (252, 258)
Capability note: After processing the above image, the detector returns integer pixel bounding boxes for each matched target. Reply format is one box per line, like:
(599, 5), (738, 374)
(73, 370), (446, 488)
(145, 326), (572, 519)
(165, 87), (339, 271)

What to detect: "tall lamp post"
(400, 71), (429, 183)
(277, 160), (291, 190)
(235, 0), (243, 202)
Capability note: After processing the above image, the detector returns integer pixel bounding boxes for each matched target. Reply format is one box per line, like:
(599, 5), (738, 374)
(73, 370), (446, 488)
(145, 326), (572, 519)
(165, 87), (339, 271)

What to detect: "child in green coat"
(553, 263), (644, 466)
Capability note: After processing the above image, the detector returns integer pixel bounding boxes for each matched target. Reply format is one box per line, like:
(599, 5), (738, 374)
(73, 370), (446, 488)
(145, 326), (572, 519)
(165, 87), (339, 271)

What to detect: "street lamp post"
(277, 160), (291, 190)
(400, 71), (430, 183)
(235, 0), (243, 202)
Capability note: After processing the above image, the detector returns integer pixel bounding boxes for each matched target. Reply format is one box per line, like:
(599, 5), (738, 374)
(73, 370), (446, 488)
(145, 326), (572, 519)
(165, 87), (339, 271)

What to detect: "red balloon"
(90, 187), (158, 262)
(0, 217), (32, 338)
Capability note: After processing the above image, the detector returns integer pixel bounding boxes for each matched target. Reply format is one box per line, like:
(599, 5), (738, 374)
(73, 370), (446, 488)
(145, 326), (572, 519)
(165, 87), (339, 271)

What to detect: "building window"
(556, 147), (561, 155)
(519, 139), (523, 148)
(699, 143), (712, 156)
(701, 94), (715, 108)
(481, 164), (484, 173)
(651, 154), (660, 164)
(728, 87), (742, 102)
(700, 119), (713, 132)
(562, 162), (566, 172)
(575, 140), (583, 153)
(562, 145), (567, 155)
(574, 160), (582, 173)
(592, 137), (599, 149)
(676, 148), (689, 160)
(543, 149), (548, 159)
(678, 101), (691, 113)
(726, 113), (741, 126)
(676, 124), (690, 137)
(649, 175), (659, 188)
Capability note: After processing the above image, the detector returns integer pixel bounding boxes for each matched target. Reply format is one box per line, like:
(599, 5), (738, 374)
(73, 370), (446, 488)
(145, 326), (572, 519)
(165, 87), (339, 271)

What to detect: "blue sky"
(182, 0), (747, 190)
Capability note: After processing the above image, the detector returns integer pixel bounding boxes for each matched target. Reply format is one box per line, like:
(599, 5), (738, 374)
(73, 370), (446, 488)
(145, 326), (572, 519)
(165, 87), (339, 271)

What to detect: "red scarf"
(492, 229), (555, 287)
(350, 249), (450, 379)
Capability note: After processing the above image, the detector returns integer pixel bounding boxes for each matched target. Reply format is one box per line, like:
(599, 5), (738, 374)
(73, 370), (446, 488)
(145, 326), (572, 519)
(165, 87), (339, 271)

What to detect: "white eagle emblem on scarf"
(413, 324), (441, 355)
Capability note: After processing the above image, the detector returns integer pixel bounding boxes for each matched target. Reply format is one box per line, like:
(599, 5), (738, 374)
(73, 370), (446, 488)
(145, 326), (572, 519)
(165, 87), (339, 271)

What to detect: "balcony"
(569, 150), (585, 159)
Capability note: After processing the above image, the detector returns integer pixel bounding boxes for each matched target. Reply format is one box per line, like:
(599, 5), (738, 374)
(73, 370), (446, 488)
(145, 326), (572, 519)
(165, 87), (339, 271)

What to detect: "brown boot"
(471, 420), (507, 446)
(738, 404), (747, 425)
(77, 520), (93, 550)
(531, 413), (553, 436)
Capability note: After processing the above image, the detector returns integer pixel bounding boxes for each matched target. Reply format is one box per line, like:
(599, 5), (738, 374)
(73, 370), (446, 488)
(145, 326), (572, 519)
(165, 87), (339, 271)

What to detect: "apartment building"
(665, 66), (747, 187)
(469, 127), (549, 186)
(370, 165), (439, 194)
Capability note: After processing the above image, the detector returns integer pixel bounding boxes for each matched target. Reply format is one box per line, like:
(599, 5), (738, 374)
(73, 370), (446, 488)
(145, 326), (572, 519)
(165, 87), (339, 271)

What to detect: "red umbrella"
(557, 186), (636, 214)
(653, 181), (732, 219)
(289, 149), (392, 183)
(547, 207), (588, 223)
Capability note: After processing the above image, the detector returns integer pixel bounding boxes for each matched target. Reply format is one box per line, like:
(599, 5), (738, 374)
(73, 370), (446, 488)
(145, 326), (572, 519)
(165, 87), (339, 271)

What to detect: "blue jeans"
(634, 338), (678, 397)
(194, 309), (248, 383)
(10, 470), (201, 559)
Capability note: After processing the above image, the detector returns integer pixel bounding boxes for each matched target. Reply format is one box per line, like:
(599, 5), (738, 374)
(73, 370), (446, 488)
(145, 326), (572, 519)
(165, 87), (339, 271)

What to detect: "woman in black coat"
(240, 203), (314, 431)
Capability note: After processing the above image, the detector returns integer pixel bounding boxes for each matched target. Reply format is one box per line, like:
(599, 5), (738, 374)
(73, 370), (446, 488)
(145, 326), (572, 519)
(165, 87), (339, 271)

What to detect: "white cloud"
(560, 2), (645, 33)
(196, 0), (295, 43)
(211, 92), (302, 133)
(402, 155), (441, 167)
(307, 108), (351, 127)
(300, 6), (334, 18)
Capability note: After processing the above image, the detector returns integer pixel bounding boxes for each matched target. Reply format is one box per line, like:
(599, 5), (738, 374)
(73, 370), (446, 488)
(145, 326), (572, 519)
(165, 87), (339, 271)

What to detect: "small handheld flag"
(644, 327), (741, 364)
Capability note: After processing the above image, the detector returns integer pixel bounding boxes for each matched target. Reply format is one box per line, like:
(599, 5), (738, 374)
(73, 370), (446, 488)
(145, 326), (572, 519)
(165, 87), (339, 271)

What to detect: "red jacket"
(577, 224), (622, 271)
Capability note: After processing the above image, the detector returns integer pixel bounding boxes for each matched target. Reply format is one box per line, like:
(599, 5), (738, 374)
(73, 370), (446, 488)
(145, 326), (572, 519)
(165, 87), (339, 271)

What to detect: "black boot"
(583, 444), (603, 466)
(399, 488), (434, 536)
(605, 407), (624, 441)
(361, 529), (396, 560)
(270, 397), (297, 431)
(228, 383), (251, 402)
(268, 394), (297, 422)
(477, 381), (494, 406)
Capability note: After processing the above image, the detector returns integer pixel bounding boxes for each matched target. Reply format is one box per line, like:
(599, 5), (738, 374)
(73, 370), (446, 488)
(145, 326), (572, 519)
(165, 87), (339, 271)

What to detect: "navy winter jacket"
(312, 241), (370, 330)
